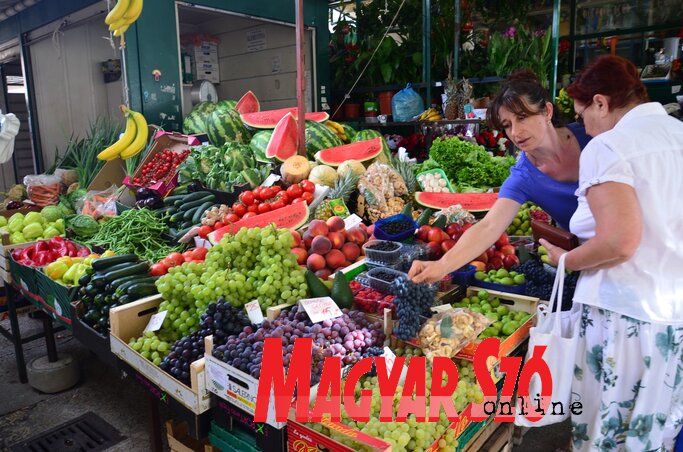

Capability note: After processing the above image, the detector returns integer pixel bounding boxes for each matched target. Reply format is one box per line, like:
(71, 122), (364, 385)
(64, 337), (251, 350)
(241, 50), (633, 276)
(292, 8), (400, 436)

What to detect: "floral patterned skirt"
(571, 304), (683, 451)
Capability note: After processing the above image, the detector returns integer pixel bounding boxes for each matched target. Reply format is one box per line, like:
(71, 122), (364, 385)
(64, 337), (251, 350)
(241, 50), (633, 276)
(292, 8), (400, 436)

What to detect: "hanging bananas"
(105, 0), (143, 42)
(97, 106), (149, 161)
(324, 120), (349, 143)
(417, 108), (443, 122)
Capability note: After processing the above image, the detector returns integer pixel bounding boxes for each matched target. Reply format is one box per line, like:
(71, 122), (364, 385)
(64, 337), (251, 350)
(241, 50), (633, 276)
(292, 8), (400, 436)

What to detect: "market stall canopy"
(0, 0), (40, 23)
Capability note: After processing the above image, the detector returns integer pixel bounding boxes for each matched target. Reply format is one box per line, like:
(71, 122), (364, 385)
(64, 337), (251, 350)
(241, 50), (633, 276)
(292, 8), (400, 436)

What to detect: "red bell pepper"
(20, 247), (35, 264)
(77, 247), (91, 257)
(64, 242), (78, 257)
(33, 251), (50, 267)
(35, 240), (49, 253)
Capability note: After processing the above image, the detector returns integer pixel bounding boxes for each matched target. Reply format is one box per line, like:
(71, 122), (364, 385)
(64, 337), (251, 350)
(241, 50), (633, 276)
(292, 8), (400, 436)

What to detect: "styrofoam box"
(196, 70), (220, 84)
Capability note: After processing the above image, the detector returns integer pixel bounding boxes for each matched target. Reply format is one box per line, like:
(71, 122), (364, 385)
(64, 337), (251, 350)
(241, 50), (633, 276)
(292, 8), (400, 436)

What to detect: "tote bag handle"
(547, 253), (567, 329)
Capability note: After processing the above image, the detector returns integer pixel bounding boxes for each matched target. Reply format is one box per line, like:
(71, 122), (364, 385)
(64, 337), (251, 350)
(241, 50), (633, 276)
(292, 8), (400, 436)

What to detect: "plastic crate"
(35, 271), (79, 326)
(362, 240), (402, 265)
(373, 214), (418, 242)
(8, 254), (39, 295)
(450, 264), (477, 286)
(366, 267), (407, 294)
(474, 279), (527, 295)
(416, 168), (455, 193)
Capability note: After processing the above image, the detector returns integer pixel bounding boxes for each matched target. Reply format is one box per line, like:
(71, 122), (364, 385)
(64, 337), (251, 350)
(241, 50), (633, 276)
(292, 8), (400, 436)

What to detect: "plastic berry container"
(450, 264), (477, 287)
(373, 214), (419, 242)
(363, 240), (403, 265)
(367, 267), (408, 294)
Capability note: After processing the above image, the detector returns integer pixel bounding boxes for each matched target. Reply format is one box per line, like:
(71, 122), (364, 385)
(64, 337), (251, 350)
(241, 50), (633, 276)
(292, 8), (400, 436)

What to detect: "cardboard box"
(109, 294), (211, 414)
(195, 70), (220, 84)
(122, 131), (200, 197)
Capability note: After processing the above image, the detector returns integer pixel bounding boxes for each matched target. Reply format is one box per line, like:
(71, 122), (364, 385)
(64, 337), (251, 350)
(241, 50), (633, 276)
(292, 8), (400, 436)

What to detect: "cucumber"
(431, 215), (447, 229)
(155, 206), (176, 216)
(192, 201), (215, 224)
(174, 226), (193, 241)
(183, 206), (201, 221)
(127, 283), (158, 299)
(164, 195), (185, 205)
(417, 208), (434, 226)
(91, 254), (138, 271)
(116, 277), (158, 296)
(178, 191), (213, 203)
(180, 195), (216, 212)
(169, 211), (185, 224)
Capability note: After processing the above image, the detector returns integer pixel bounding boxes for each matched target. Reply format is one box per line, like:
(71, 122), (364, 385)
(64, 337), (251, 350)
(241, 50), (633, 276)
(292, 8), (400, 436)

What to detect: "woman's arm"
(545, 182), (642, 271)
(409, 198), (521, 283)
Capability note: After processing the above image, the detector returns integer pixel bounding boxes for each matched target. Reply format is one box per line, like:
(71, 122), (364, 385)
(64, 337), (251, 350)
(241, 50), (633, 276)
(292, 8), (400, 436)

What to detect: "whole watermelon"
(206, 108), (252, 145)
(249, 130), (273, 163)
(304, 120), (343, 160)
(353, 129), (391, 163)
(182, 101), (216, 134)
(216, 99), (237, 110)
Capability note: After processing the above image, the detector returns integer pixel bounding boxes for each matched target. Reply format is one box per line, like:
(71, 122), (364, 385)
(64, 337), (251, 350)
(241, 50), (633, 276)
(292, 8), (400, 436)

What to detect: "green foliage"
(487, 26), (552, 87)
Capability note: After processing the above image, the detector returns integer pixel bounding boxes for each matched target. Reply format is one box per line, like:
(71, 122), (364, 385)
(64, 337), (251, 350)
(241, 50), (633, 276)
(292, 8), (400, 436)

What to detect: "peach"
(346, 226), (367, 246)
(306, 253), (326, 272)
(326, 216), (345, 232)
(291, 247), (308, 265)
(366, 224), (375, 236)
(325, 249), (346, 269)
(311, 235), (332, 255)
(341, 242), (361, 261)
(327, 231), (345, 249)
(303, 231), (314, 249)
(308, 220), (329, 237)
(291, 230), (302, 248)
(315, 268), (333, 280)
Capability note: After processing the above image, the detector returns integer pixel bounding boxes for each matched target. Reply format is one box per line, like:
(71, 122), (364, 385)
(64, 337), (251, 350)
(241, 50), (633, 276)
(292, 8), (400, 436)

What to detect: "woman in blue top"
(410, 70), (591, 283)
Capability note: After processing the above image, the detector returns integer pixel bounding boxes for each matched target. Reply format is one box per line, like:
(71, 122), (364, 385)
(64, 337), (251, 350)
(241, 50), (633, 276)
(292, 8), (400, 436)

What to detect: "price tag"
(245, 300), (264, 325)
(262, 174), (281, 187)
(298, 297), (343, 323)
(343, 214), (363, 230)
(143, 310), (168, 333)
(382, 346), (397, 373)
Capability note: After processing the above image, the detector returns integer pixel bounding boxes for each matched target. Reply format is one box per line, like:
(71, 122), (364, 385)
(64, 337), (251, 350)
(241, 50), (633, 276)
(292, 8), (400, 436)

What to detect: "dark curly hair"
(487, 70), (555, 131)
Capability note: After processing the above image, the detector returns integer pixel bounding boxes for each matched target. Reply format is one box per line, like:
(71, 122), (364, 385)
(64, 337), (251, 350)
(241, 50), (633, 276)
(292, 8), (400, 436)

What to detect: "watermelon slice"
(414, 191), (499, 212)
(208, 202), (309, 244)
(266, 113), (299, 162)
(314, 137), (383, 166)
(241, 107), (329, 129)
(235, 91), (260, 114)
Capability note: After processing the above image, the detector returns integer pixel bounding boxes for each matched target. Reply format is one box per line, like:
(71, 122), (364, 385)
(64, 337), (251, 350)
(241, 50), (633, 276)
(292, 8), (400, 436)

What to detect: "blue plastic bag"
(392, 83), (424, 122)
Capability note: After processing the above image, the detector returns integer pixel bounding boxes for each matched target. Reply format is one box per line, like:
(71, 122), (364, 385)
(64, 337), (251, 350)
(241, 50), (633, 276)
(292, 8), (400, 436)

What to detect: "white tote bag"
(515, 253), (581, 427)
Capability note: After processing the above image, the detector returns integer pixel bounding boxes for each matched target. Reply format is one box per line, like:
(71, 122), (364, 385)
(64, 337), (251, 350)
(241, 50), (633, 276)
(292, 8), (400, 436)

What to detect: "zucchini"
(118, 295), (131, 305)
(127, 283), (158, 299)
(84, 284), (98, 297)
(115, 277), (158, 296)
(78, 273), (91, 287)
(182, 206), (200, 221)
(92, 254), (138, 271)
(93, 261), (136, 277)
(99, 262), (150, 284)
(94, 293), (106, 305)
(109, 273), (151, 291)
(192, 201), (215, 224)
(180, 195), (216, 212)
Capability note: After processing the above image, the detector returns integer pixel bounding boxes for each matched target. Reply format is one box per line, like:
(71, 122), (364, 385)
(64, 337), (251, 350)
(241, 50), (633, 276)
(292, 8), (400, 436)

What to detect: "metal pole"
(454, 0), (460, 79)
(295, 0), (306, 156)
(422, 0), (431, 107)
(6, 284), (28, 383)
(550, 0), (561, 96)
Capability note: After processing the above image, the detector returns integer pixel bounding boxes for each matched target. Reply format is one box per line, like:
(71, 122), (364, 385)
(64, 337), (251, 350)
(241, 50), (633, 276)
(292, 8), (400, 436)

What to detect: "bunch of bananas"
(555, 88), (575, 115)
(324, 120), (349, 143)
(417, 108), (443, 122)
(105, 0), (144, 39)
(97, 106), (149, 161)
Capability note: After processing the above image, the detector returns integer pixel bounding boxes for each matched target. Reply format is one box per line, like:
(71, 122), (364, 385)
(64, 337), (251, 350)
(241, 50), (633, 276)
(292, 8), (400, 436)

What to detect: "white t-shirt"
(569, 102), (683, 324)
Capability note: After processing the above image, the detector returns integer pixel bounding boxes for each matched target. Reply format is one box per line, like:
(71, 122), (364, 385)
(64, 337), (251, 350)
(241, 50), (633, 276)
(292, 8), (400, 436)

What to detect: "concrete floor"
(0, 310), (570, 452)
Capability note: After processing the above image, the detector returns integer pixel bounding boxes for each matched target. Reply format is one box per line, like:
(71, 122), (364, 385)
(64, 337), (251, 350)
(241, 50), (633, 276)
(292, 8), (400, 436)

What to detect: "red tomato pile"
(197, 180), (316, 239)
(349, 281), (396, 315)
(149, 247), (209, 276)
(133, 149), (191, 187)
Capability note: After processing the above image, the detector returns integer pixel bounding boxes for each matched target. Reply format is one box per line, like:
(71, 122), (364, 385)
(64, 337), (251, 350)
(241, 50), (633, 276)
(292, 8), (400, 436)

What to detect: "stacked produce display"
(5, 87), (562, 452)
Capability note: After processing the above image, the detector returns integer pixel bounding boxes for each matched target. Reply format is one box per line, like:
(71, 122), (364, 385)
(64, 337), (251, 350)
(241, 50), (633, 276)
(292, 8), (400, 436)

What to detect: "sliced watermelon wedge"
(266, 113), (299, 162)
(414, 191), (499, 212)
(235, 91), (260, 114)
(314, 137), (383, 166)
(241, 107), (329, 129)
(208, 202), (309, 244)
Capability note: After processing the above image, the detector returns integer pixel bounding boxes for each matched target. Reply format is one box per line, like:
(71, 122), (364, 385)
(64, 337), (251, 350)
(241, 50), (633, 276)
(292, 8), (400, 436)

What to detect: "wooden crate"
(0, 239), (36, 284)
(165, 420), (216, 452)
(109, 295), (211, 414)
(462, 419), (514, 452)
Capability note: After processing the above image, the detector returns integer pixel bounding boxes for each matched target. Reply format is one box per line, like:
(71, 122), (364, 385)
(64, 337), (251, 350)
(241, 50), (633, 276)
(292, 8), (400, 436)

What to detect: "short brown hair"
(567, 55), (649, 110)
(487, 70), (552, 131)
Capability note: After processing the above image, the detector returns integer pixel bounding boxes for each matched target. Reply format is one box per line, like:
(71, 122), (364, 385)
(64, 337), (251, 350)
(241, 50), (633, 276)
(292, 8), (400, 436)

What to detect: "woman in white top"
(541, 55), (683, 451)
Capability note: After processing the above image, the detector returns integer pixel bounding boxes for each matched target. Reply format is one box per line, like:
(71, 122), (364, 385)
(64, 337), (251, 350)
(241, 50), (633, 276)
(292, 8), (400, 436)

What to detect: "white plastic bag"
(515, 253), (581, 426)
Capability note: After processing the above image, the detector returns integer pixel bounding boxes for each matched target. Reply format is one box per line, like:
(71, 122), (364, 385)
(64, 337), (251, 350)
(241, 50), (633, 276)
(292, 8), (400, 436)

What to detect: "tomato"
(279, 192), (290, 204)
(242, 212), (257, 219)
(162, 257), (177, 269)
(182, 250), (194, 261)
(301, 180), (315, 193)
(231, 203), (246, 217)
(166, 252), (185, 267)
(224, 213), (240, 223)
(213, 221), (224, 230)
(260, 187), (275, 201)
(239, 191), (255, 206)
(247, 204), (259, 213)
(286, 184), (303, 199)
(292, 197), (307, 204)
(270, 199), (285, 210)
(149, 263), (168, 276)
(190, 247), (209, 261)
(258, 202), (272, 214)
(198, 225), (213, 238)
(301, 191), (314, 205)
(271, 185), (282, 194)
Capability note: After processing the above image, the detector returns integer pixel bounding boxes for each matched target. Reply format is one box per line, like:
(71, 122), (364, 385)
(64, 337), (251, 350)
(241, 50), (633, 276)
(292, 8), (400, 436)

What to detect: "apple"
(451, 233), (463, 242)
(445, 222), (463, 236)
(499, 244), (516, 256)
(493, 251), (505, 262)
(417, 225), (431, 242)
(428, 227), (444, 243)
(495, 234), (510, 249)
(441, 239), (456, 253)
(489, 257), (504, 270)
(426, 241), (442, 259)
(486, 245), (497, 260)
(462, 223), (474, 232)
(503, 254), (520, 269)
(477, 252), (489, 264)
